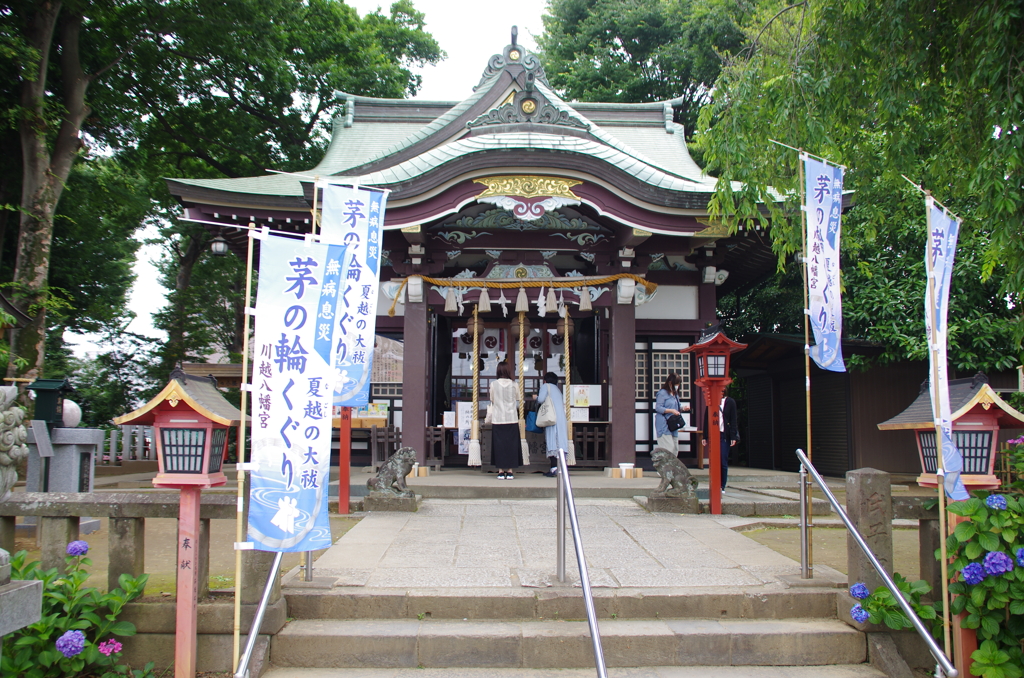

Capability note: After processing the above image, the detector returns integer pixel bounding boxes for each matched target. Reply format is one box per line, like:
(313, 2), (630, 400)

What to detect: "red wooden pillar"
(337, 407), (351, 515)
(175, 486), (202, 678)
(706, 383), (724, 515)
(948, 512), (978, 676)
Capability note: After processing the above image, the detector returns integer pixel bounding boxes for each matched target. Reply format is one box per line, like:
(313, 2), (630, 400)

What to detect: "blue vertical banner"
(318, 183), (388, 407)
(925, 198), (969, 501)
(247, 233), (346, 552)
(803, 155), (845, 372)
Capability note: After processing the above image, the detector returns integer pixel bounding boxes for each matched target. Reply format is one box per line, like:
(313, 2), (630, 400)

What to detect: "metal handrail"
(555, 447), (608, 678)
(234, 550), (283, 678)
(794, 449), (957, 678)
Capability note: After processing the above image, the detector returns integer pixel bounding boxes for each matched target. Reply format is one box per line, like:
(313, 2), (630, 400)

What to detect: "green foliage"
(697, 0), (1023, 365)
(539, 0), (758, 135)
(854, 573), (940, 633)
(0, 548), (151, 678)
(62, 331), (160, 426)
(945, 490), (1024, 677)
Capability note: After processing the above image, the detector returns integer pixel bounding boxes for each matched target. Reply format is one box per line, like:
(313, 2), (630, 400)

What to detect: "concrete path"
(298, 497), (846, 591)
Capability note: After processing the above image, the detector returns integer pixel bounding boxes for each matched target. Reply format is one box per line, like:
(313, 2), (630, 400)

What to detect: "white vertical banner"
(318, 183), (388, 407)
(247, 234), (346, 552)
(925, 198), (969, 501)
(802, 155), (846, 372)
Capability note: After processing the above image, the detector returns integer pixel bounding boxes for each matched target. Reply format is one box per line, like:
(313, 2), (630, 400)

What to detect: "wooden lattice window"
(635, 352), (648, 399)
(651, 351), (690, 399)
(372, 383), (403, 397)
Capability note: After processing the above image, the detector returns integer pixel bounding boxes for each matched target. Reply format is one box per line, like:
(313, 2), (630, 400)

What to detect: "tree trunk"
(8, 4), (93, 381)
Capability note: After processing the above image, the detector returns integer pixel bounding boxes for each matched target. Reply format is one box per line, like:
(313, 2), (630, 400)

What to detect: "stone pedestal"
(26, 427), (104, 534)
(364, 493), (419, 512)
(845, 468), (893, 592)
(646, 494), (701, 514)
(0, 548), (42, 638)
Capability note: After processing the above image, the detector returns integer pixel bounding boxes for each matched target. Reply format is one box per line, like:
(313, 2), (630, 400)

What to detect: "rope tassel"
(515, 287), (529, 312)
(546, 287), (558, 315)
(444, 288), (457, 312)
(477, 288), (491, 313)
(579, 286), (592, 311)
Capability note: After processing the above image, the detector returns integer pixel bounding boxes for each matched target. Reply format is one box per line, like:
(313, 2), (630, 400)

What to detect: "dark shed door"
(745, 375), (775, 469)
(810, 371), (851, 477)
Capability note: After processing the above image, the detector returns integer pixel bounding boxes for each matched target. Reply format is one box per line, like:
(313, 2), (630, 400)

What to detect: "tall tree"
(2, 0), (442, 382)
(696, 0), (1023, 364)
(539, 0), (758, 134)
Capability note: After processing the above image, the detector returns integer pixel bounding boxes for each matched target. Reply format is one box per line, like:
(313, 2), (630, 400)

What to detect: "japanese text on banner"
(319, 184), (388, 407)
(924, 199), (968, 501)
(803, 156), (845, 372)
(247, 234), (345, 552)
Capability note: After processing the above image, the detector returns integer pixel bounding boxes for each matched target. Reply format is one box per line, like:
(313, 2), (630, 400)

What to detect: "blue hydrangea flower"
(849, 583), (870, 600)
(55, 629), (85, 658)
(66, 540), (89, 557)
(985, 495), (1008, 510)
(1016, 548), (1024, 568)
(850, 604), (870, 624)
(983, 551), (1014, 577)
(962, 562), (986, 585)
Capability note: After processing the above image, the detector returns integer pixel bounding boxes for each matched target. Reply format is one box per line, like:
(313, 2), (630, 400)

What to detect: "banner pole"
(233, 222), (256, 671)
(925, 196), (954, 661)
(798, 153), (814, 576)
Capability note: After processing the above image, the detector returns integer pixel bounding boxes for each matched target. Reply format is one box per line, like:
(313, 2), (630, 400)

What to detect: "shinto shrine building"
(167, 36), (775, 469)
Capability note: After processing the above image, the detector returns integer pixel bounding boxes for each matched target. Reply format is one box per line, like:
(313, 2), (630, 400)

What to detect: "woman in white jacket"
(486, 360), (521, 479)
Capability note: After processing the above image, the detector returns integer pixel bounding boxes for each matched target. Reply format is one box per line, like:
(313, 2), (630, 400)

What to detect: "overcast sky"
(69, 0), (550, 357)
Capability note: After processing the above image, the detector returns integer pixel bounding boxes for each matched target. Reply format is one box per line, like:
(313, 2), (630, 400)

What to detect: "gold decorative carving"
(474, 176), (582, 200)
(166, 386), (182, 408)
(979, 392), (995, 410)
(632, 228), (652, 237)
(401, 225), (421, 233)
(521, 99), (537, 114)
(694, 218), (730, 237)
(514, 266), (528, 279)
(509, 49), (521, 61)
(500, 91), (516, 106)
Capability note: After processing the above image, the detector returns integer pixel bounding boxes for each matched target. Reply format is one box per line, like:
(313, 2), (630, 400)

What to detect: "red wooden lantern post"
(114, 370), (242, 678)
(681, 332), (747, 515)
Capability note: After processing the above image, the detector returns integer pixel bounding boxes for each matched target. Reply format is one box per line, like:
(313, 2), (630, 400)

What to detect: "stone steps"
(283, 588), (843, 622)
(269, 618), (867, 669)
(263, 668), (886, 678)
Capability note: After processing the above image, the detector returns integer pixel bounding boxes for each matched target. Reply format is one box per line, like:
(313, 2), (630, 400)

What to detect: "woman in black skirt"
(485, 360), (521, 479)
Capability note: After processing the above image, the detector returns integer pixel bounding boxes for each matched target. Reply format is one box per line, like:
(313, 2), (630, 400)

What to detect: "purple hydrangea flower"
(1007, 435), (1024, 445)
(985, 495), (1008, 510)
(66, 540), (89, 557)
(1016, 548), (1024, 568)
(849, 583), (870, 600)
(962, 562), (986, 585)
(98, 638), (123, 656)
(55, 629), (85, 658)
(983, 551), (1015, 577)
(850, 604), (870, 623)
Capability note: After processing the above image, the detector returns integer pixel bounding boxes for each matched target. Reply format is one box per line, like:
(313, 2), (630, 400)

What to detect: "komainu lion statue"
(0, 385), (28, 501)
(650, 447), (698, 498)
(367, 447), (416, 498)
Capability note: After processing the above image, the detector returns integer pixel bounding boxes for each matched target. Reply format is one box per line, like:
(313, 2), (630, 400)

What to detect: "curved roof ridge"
(348, 132), (715, 193)
(329, 72), (504, 176)
(532, 81), (706, 185)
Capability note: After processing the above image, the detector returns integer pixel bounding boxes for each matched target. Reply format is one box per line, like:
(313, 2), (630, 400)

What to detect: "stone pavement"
(296, 497), (847, 590)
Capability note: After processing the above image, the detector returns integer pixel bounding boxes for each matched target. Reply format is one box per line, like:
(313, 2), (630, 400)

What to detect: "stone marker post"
(845, 468), (893, 592)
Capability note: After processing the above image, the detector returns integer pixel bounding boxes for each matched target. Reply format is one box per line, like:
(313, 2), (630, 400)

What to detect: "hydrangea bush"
(0, 541), (156, 678)
(946, 491), (1024, 678)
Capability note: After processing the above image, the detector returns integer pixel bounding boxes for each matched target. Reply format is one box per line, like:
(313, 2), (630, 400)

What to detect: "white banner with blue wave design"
(247, 234), (346, 552)
(803, 155), (845, 372)
(318, 183), (388, 407)
(925, 198), (969, 501)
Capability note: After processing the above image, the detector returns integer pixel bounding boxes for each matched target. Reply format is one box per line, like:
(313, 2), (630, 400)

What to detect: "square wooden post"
(175, 486), (202, 678)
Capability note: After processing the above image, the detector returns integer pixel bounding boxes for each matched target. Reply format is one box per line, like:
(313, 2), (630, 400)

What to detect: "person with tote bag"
(535, 372), (568, 477)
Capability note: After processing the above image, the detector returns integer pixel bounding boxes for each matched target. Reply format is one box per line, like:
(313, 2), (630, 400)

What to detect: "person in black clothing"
(702, 387), (740, 488)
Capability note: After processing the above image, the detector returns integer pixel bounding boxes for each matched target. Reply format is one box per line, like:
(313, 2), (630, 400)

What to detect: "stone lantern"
(878, 373), (1024, 492)
(114, 368), (242, 678)
(680, 331), (747, 514)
